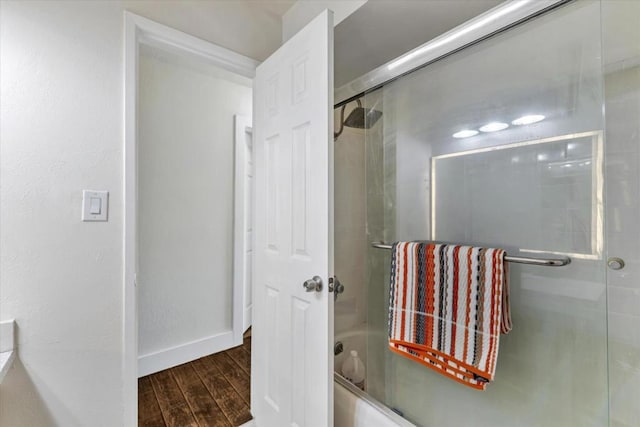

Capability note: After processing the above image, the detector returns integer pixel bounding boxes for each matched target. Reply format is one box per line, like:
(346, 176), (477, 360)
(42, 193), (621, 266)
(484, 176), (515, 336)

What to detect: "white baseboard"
(138, 331), (234, 377)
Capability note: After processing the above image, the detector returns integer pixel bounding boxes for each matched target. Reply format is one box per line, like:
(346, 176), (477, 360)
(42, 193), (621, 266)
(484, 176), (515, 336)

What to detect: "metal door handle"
(303, 276), (323, 292)
(330, 276), (344, 301)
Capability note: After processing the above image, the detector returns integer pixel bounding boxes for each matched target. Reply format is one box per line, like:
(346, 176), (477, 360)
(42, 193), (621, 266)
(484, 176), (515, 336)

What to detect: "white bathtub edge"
(334, 373), (416, 427)
(244, 374), (416, 427)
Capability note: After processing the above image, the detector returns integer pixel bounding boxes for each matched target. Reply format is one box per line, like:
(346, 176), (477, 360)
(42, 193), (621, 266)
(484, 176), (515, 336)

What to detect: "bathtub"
(334, 325), (416, 427)
(241, 377), (414, 427)
(244, 324), (415, 426)
(334, 324), (368, 371)
(334, 373), (415, 427)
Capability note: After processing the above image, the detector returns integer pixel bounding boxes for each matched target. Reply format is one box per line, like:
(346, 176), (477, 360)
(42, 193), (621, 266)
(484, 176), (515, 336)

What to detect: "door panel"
(252, 10), (334, 427)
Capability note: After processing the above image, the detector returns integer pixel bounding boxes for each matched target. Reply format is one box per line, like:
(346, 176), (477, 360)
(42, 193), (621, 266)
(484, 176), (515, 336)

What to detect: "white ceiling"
(245, 0), (297, 17)
(334, 0), (504, 87)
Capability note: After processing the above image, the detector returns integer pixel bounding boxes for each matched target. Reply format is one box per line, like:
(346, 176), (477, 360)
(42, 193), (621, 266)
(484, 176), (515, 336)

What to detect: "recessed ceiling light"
(511, 114), (545, 125)
(452, 129), (479, 138)
(479, 122), (509, 132)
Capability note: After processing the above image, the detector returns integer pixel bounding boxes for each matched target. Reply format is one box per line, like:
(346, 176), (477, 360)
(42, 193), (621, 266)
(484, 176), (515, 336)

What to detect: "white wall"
(0, 1), (280, 426)
(282, 0), (367, 42)
(137, 45), (252, 372)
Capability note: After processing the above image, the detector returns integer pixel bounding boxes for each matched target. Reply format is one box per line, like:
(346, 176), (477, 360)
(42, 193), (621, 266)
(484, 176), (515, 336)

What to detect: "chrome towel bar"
(371, 242), (571, 267)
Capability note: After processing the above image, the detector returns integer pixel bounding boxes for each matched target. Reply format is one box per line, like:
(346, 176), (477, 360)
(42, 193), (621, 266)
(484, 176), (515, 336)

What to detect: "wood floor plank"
(139, 376), (166, 427)
(225, 345), (250, 375)
(151, 370), (199, 427)
(141, 336), (253, 427)
(194, 357), (252, 426)
(210, 352), (251, 406)
(172, 363), (231, 427)
(192, 355), (223, 378)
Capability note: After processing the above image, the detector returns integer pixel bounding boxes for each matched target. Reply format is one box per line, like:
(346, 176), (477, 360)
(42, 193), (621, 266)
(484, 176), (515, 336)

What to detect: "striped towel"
(388, 242), (511, 390)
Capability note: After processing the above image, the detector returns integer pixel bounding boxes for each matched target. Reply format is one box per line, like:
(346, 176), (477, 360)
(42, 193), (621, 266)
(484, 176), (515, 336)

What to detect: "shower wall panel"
(334, 104), (369, 370)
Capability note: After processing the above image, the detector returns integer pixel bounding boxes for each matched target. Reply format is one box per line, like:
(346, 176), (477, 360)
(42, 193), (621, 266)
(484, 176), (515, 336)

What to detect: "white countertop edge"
(0, 350), (16, 384)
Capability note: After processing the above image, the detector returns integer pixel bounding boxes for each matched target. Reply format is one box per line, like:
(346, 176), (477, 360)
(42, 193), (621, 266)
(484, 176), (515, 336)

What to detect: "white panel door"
(244, 126), (253, 333)
(252, 10), (334, 427)
(235, 115), (254, 334)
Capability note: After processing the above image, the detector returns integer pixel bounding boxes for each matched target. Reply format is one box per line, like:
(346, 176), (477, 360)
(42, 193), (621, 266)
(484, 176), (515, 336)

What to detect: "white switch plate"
(82, 190), (108, 221)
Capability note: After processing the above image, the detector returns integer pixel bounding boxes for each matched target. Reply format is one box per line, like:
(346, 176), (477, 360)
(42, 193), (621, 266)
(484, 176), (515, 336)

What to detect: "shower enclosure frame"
(335, 0), (567, 107)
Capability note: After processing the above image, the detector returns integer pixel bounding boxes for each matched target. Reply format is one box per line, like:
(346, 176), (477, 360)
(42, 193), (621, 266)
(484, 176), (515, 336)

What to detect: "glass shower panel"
(364, 1), (608, 426)
(602, 1), (640, 425)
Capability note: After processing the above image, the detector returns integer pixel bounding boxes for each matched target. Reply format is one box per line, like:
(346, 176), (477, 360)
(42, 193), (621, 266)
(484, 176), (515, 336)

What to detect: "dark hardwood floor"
(139, 334), (252, 427)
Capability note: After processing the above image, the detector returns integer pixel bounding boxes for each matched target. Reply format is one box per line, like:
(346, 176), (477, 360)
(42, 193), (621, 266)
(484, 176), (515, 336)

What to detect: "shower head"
(343, 106), (383, 129)
(334, 98), (382, 140)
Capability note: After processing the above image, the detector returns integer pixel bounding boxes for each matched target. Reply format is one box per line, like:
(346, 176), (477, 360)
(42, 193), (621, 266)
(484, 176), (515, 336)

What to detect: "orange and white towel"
(388, 242), (511, 390)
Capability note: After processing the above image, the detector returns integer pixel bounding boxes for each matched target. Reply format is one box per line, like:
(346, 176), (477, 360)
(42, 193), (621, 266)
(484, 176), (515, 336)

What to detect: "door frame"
(124, 12), (258, 425)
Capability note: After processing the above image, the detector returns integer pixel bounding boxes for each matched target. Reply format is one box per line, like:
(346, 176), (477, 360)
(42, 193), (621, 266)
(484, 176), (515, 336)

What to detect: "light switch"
(82, 190), (108, 221)
(89, 197), (102, 214)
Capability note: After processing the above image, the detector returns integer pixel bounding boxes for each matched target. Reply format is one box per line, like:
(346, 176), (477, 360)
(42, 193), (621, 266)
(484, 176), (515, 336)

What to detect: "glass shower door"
(602, 1), (640, 426)
(363, 1), (617, 425)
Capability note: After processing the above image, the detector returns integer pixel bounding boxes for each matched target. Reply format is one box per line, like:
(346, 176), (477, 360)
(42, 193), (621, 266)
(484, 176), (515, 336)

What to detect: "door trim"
(124, 12), (258, 425)
(234, 115), (253, 337)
